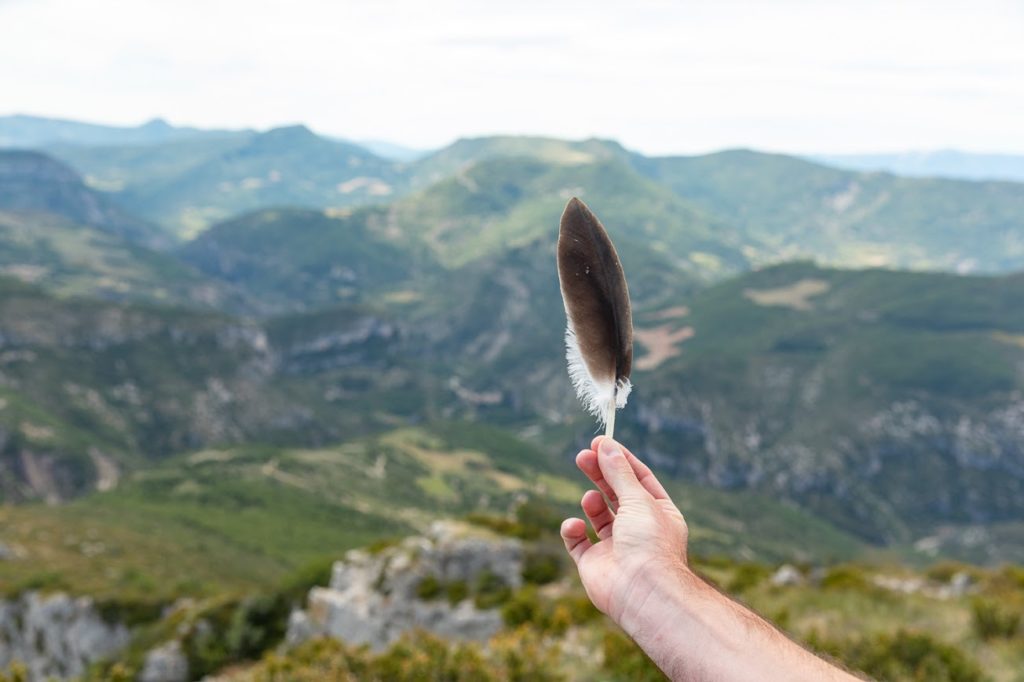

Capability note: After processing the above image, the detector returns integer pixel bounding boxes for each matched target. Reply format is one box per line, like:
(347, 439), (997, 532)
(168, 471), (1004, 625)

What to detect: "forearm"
(616, 567), (858, 682)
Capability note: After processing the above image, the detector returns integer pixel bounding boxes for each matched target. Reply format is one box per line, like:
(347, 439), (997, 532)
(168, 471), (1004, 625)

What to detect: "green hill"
(631, 149), (1024, 272)
(406, 135), (630, 187)
(0, 210), (239, 308)
(177, 155), (744, 314)
(0, 423), (866, 603)
(624, 263), (1024, 544)
(178, 207), (431, 313)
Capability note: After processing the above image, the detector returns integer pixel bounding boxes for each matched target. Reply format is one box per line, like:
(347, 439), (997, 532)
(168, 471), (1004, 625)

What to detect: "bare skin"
(560, 436), (860, 682)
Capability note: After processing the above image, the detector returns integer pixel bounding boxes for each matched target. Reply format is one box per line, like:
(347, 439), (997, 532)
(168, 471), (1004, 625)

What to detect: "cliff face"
(287, 522), (523, 649)
(0, 592), (130, 681)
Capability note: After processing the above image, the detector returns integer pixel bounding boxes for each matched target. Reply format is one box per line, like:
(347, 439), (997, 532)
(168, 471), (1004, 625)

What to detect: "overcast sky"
(1, 0), (1022, 155)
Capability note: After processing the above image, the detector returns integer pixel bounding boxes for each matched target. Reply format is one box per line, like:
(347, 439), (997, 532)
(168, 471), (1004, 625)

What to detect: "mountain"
(397, 154), (744, 273)
(0, 277), (421, 503)
(630, 149), (1024, 273)
(0, 114), (246, 148)
(621, 263), (1024, 544)
(177, 155), (743, 314)
(812, 150), (1024, 184)
(0, 150), (165, 247)
(407, 135), (630, 188)
(48, 125), (405, 237)
(31, 125), (1024, 275)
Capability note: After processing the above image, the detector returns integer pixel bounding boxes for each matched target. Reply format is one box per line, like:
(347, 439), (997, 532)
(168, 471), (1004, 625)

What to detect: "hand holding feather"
(557, 198), (633, 438)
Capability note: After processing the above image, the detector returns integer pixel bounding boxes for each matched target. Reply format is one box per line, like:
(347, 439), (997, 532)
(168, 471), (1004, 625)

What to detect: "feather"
(556, 197), (633, 437)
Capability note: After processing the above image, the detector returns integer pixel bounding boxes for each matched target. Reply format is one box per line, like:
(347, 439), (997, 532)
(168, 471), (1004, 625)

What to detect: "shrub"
(971, 599), (1021, 640)
(820, 565), (870, 591)
(225, 594), (291, 660)
(0, 662), (28, 682)
(555, 594), (601, 625)
(280, 557), (335, 599)
(183, 593), (292, 677)
(601, 629), (665, 681)
(514, 501), (564, 538)
(810, 630), (985, 682)
(726, 563), (769, 593)
(474, 570), (511, 609)
(522, 551), (562, 585)
(416, 575), (442, 600)
(375, 631), (494, 681)
(502, 587), (542, 627)
(95, 598), (165, 627)
(492, 626), (566, 681)
(446, 580), (469, 605)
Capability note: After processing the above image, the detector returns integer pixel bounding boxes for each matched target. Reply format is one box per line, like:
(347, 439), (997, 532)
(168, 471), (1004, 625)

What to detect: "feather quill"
(556, 197), (633, 438)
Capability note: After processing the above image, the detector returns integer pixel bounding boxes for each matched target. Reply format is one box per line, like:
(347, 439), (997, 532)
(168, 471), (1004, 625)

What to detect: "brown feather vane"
(556, 197), (633, 437)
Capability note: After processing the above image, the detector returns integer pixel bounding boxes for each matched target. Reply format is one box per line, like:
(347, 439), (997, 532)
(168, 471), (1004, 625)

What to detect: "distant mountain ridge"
(0, 113), (249, 148)
(7, 118), (1022, 274)
(812, 150), (1024, 183)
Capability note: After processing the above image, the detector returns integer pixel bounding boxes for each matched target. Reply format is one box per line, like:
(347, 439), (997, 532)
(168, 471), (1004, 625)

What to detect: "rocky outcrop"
(138, 640), (189, 682)
(0, 591), (130, 681)
(287, 522), (522, 650)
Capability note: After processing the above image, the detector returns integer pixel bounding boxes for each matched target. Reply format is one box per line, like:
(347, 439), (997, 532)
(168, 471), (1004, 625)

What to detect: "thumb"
(597, 438), (648, 502)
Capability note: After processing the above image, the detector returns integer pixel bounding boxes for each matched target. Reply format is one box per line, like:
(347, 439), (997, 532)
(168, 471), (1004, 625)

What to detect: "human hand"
(559, 436), (690, 626)
(560, 437), (860, 682)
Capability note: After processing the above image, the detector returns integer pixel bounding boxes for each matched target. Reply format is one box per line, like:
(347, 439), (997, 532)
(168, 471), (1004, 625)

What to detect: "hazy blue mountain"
(0, 114), (248, 148)
(812, 150), (1024, 183)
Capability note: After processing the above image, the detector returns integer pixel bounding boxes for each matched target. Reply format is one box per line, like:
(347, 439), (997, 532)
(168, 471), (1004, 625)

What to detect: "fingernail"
(599, 439), (622, 458)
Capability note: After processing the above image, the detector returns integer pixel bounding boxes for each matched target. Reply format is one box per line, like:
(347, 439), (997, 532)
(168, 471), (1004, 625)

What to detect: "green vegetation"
(811, 630), (988, 681)
(0, 210), (234, 307)
(58, 545), (1023, 682)
(971, 599), (1022, 641)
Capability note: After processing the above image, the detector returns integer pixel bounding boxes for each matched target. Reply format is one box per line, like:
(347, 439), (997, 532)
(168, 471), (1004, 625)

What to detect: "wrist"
(616, 559), (699, 641)
(615, 563), (736, 680)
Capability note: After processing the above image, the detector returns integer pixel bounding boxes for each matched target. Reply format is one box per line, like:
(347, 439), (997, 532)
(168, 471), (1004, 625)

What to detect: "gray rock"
(288, 522), (522, 650)
(948, 571), (975, 597)
(770, 564), (804, 587)
(139, 640), (188, 682)
(0, 591), (131, 681)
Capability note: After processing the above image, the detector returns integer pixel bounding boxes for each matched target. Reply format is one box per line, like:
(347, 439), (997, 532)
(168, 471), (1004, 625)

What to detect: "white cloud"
(0, 0), (1021, 154)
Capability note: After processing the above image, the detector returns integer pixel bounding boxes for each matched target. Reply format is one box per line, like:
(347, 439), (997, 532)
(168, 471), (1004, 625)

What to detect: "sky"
(1, 0), (1022, 155)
